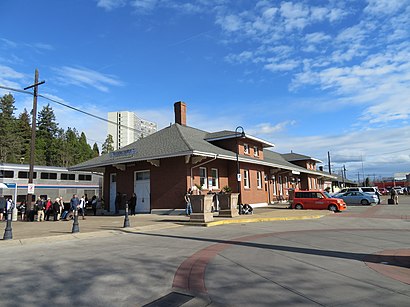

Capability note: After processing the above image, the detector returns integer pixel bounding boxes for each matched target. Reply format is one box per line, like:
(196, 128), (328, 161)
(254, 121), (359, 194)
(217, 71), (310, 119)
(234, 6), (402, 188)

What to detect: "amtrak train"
(0, 163), (102, 203)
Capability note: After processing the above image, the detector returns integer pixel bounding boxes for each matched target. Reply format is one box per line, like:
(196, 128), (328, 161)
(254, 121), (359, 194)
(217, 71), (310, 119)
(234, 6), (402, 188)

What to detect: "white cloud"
(96, 0), (126, 11)
(305, 32), (331, 44)
(265, 59), (299, 72)
(130, 0), (158, 12)
(364, 0), (407, 15)
(270, 125), (410, 178)
(216, 14), (242, 32)
(53, 66), (123, 92)
(249, 121), (296, 135)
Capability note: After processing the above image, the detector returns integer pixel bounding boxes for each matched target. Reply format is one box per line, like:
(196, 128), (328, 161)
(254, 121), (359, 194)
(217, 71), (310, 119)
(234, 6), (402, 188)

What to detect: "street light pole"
(235, 126), (245, 215)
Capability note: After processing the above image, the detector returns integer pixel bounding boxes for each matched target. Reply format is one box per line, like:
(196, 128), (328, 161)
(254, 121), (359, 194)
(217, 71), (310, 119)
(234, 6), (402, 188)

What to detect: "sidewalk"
(0, 205), (332, 245)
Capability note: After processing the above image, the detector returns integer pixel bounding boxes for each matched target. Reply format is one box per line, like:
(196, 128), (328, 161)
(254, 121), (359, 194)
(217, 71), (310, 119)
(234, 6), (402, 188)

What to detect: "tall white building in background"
(107, 111), (157, 150)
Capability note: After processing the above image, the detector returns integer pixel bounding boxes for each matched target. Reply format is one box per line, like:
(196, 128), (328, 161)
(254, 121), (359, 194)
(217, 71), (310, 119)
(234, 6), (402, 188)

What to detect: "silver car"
(333, 191), (378, 205)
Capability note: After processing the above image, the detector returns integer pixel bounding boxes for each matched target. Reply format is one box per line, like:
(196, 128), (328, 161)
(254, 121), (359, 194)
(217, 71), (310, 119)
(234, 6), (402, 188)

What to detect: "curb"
(0, 223), (183, 246)
(185, 214), (327, 227)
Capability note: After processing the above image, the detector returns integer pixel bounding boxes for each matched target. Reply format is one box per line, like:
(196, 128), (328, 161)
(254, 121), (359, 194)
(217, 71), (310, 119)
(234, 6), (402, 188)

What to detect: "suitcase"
(61, 210), (69, 219)
(388, 198), (395, 205)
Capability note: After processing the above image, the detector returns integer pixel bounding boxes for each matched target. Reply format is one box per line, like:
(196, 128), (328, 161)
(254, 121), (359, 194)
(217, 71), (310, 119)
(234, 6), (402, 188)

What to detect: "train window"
(61, 173), (75, 180)
(79, 174), (92, 181)
(18, 171), (37, 179)
(40, 172), (57, 180)
(0, 170), (14, 178)
(17, 195), (28, 203)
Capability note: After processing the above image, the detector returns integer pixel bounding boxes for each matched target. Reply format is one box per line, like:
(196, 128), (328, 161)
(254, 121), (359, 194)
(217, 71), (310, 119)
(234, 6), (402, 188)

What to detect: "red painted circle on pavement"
(364, 249), (410, 285)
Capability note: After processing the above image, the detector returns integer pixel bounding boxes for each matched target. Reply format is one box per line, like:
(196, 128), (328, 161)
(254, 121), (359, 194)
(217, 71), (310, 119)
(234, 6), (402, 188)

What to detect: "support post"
(72, 208), (80, 233)
(3, 209), (13, 240)
(123, 202), (130, 228)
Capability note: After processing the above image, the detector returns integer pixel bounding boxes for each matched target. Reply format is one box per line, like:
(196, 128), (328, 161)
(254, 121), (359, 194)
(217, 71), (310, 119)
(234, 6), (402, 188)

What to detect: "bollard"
(72, 208), (80, 233)
(123, 202), (130, 228)
(3, 209), (13, 240)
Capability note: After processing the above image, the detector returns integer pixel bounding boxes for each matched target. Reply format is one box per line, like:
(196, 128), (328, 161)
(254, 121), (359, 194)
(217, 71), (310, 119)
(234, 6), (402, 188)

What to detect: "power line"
(0, 84), (142, 134)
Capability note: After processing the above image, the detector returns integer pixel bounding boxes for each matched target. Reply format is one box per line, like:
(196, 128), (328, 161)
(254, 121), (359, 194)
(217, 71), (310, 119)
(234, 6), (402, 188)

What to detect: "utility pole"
(327, 151), (331, 174)
(343, 165), (347, 183)
(24, 69), (45, 212)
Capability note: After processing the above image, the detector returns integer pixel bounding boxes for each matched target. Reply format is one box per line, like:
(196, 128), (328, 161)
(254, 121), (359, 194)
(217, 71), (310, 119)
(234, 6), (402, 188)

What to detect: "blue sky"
(1, 0), (409, 181)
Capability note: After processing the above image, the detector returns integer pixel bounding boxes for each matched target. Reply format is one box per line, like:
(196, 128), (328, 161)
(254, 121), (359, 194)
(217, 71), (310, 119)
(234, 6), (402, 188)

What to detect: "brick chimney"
(174, 101), (187, 126)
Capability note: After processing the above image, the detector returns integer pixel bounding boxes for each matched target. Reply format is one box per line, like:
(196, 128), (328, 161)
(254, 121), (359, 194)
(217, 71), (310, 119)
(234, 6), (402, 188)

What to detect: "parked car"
(379, 188), (388, 195)
(291, 190), (347, 212)
(338, 187), (380, 203)
(333, 191), (378, 205)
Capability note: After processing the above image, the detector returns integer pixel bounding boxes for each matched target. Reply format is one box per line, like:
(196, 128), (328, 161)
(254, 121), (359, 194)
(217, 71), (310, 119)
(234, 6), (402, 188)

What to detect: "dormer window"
(244, 143), (249, 154)
(254, 146), (259, 157)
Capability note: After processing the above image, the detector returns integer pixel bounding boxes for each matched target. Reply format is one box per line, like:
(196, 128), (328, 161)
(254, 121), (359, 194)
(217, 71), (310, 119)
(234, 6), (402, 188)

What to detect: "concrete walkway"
(0, 205), (332, 245)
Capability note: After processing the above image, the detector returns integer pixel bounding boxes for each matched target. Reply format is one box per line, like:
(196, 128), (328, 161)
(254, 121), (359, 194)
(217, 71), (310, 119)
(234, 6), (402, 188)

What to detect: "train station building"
(70, 102), (335, 213)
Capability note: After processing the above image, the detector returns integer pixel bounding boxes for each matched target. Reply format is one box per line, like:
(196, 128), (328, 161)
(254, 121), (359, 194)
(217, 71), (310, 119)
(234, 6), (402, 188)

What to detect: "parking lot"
(0, 197), (409, 306)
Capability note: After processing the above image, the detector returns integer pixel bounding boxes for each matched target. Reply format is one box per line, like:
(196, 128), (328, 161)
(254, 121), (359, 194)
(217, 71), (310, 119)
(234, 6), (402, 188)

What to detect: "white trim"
(205, 134), (275, 148)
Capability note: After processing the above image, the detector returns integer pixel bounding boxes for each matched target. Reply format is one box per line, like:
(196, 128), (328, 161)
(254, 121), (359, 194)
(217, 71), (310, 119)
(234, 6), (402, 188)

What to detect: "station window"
(0, 170), (14, 178)
(243, 170), (250, 188)
(256, 171), (262, 188)
(78, 174), (92, 181)
(61, 173), (76, 180)
(210, 168), (219, 189)
(199, 167), (207, 189)
(40, 172), (57, 180)
(254, 146), (259, 157)
(243, 144), (249, 154)
(135, 171), (150, 181)
(18, 171), (37, 179)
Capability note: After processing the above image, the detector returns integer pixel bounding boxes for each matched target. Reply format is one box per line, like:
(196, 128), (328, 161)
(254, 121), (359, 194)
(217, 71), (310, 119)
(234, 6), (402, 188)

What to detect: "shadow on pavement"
(126, 231), (410, 269)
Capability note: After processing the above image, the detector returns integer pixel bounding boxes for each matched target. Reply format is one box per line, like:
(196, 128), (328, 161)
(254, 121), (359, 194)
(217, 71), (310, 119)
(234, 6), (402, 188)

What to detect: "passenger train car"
(0, 163), (102, 204)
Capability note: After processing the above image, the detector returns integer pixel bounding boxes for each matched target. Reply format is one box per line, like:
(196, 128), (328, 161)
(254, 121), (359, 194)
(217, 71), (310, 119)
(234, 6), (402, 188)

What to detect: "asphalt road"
(0, 198), (409, 306)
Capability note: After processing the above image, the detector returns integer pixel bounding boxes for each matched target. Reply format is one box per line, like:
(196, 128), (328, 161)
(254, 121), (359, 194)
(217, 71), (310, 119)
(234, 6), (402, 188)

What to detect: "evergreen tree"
(92, 142), (100, 157)
(101, 134), (114, 154)
(62, 127), (80, 166)
(36, 104), (59, 165)
(16, 109), (32, 164)
(0, 94), (17, 162)
(78, 132), (94, 162)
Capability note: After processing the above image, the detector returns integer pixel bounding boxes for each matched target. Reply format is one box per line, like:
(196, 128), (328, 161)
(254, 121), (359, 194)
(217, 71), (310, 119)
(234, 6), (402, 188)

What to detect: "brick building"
(71, 102), (334, 213)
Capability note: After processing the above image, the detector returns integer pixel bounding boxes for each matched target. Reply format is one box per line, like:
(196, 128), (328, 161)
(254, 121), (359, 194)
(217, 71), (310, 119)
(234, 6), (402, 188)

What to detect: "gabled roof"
(70, 124), (332, 179)
(282, 152), (323, 163)
(70, 124), (237, 171)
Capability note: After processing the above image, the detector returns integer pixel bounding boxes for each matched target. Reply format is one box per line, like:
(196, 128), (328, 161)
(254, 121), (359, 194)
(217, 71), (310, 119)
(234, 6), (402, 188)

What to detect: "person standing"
(184, 188), (192, 216)
(70, 194), (80, 219)
(53, 198), (60, 221)
(390, 188), (399, 205)
(19, 200), (27, 221)
(115, 192), (121, 214)
(36, 197), (45, 222)
(45, 197), (53, 221)
(0, 196), (6, 221)
(79, 195), (86, 219)
(58, 196), (64, 220)
(129, 193), (137, 216)
(91, 195), (97, 216)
